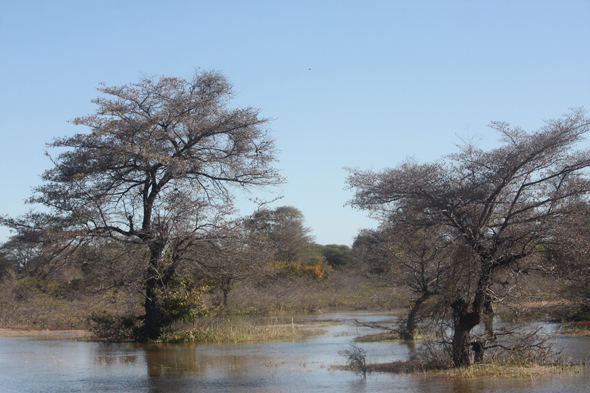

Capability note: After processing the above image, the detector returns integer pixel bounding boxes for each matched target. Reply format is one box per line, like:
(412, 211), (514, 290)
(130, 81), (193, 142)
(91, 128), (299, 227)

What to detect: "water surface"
(1, 310), (588, 393)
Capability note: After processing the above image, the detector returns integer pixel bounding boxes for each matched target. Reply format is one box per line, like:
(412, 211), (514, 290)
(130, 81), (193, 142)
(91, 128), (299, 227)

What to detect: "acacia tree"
(247, 206), (315, 263)
(20, 70), (282, 341)
(0, 212), (84, 280)
(317, 244), (352, 269)
(347, 109), (590, 366)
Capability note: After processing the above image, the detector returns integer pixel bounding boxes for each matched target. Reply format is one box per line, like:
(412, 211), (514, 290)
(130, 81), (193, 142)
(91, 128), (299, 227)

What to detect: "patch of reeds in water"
(354, 331), (427, 342)
(156, 315), (326, 344)
(423, 360), (586, 379)
(336, 359), (586, 379)
(558, 321), (590, 336)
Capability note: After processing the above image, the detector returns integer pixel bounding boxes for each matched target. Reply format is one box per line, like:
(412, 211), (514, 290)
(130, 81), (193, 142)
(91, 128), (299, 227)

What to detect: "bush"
(417, 339), (453, 368)
(269, 256), (332, 280)
(339, 342), (367, 377)
(89, 310), (142, 341)
(155, 275), (211, 329)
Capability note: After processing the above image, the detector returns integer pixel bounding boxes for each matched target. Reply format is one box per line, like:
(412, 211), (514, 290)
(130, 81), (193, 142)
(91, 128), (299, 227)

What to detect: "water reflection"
(405, 339), (419, 361)
(1, 310), (589, 393)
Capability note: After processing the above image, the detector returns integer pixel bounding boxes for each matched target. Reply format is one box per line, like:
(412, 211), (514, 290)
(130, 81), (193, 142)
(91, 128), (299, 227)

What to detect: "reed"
(337, 359), (586, 379)
(423, 361), (585, 379)
(558, 321), (590, 336)
(354, 332), (403, 342)
(156, 315), (325, 344)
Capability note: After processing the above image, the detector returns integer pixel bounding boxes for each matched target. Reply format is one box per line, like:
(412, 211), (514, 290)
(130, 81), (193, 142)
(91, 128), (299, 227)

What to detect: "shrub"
(339, 342), (367, 377)
(155, 276), (211, 329)
(89, 310), (142, 341)
(269, 255), (332, 280)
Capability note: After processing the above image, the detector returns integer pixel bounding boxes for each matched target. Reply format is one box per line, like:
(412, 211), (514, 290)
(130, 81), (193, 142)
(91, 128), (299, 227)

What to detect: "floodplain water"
(1, 310), (588, 393)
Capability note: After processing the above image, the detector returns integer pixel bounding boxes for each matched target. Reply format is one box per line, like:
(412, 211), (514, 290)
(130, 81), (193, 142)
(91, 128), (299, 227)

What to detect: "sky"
(1, 0), (589, 246)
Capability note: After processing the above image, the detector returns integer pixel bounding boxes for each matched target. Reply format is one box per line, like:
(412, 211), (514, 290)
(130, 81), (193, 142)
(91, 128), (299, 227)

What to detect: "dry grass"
(354, 332), (403, 342)
(558, 321), (590, 336)
(336, 360), (586, 379)
(156, 316), (327, 344)
(332, 360), (435, 374)
(0, 328), (89, 338)
(424, 362), (585, 379)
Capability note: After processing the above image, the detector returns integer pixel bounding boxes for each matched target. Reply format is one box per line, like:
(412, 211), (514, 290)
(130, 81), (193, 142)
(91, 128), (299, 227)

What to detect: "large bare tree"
(347, 109), (590, 366)
(17, 70), (283, 341)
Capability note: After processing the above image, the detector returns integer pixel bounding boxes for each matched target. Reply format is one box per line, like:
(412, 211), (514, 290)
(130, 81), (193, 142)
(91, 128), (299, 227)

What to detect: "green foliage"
(317, 244), (351, 269)
(156, 275), (211, 329)
(351, 229), (389, 274)
(0, 251), (12, 279)
(248, 206), (315, 263)
(89, 310), (143, 341)
(13, 278), (65, 300)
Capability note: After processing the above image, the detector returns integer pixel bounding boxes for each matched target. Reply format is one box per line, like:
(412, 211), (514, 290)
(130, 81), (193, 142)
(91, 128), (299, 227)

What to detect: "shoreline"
(0, 328), (89, 337)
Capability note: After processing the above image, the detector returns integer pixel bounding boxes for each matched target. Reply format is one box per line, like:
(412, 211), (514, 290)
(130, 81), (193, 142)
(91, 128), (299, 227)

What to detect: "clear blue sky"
(1, 0), (589, 246)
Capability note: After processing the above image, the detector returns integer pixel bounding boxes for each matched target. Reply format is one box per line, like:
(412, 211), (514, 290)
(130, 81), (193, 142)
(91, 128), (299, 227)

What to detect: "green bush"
(89, 310), (142, 341)
(155, 275), (211, 329)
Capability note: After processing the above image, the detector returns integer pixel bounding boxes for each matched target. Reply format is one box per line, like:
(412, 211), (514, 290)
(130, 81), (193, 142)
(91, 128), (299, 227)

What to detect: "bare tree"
(185, 218), (275, 307)
(1, 212), (84, 280)
(8, 70), (283, 341)
(548, 202), (590, 311)
(347, 109), (590, 366)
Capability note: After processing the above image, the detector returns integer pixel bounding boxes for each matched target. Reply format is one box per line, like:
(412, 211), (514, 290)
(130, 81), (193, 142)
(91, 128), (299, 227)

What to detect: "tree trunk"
(402, 295), (428, 340)
(221, 277), (232, 307)
(451, 269), (492, 367)
(452, 324), (472, 367)
(406, 340), (418, 361)
(144, 277), (160, 342)
(473, 297), (495, 363)
(451, 298), (480, 367)
(143, 243), (165, 342)
(483, 297), (494, 338)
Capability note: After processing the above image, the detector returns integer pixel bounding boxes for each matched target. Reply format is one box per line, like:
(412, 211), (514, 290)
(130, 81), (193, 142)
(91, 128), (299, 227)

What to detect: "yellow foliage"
(267, 256), (331, 280)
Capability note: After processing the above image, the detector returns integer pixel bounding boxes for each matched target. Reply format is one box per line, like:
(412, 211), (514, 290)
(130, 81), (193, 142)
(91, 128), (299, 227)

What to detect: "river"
(0, 310), (588, 393)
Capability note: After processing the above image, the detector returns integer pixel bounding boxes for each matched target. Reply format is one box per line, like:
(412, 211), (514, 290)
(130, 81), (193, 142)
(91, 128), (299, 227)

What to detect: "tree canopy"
(347, 109), (590, 366)
(247, 206), (315, 263)
(14, 70), (283, 340)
